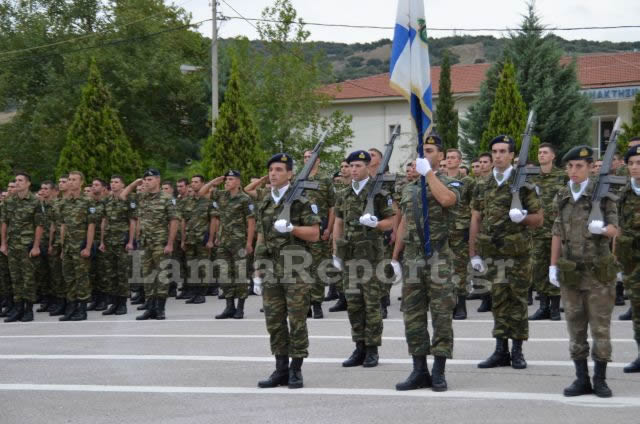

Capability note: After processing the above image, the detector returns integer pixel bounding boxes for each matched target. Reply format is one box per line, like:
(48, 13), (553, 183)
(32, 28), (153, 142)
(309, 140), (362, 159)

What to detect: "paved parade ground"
(1, 286), (639, 424)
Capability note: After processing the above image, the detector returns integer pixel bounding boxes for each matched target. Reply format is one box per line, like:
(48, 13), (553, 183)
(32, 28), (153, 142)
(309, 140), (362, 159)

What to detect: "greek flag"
(389, 0), (433, 142)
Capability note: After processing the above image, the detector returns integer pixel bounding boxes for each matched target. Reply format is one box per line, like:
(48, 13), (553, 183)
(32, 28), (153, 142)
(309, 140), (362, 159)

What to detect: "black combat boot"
(324, 284), (339, 301)
(453, 295), (467, 320)
(59, 300), (77, 321)
(176, 287), (191, 300)
(312, 302), (323, 319)
(4, 300), (24, 323)
(36, 296), (49, 313)
(130, 289), (142, 303)
(431, 356), (448, 392)
(529, 295), (550, 320)
(623, 342), (640, 373)
(114, 296), (128, 315)
(131, 290), (145, 305)
(155, 297), (166, 320)
(619, 307), (632, 320)
(168, 282), (178, 298)
(20, 302), (34, 322)
(329, 293), (347, 312)
(233, 298), (245, 319)
(510, 339), (527, 369)
(47, 297), (59, 313)
(288, 358), (304, 389)
(0, 297), (14, 318)
(102, 295), (119, 315)
(258, 355), (289, 388)
(50, 299), (66, 316)
(137, 296), (152, 310)
(362, 346), (379, 368)
(563, 359), (593, 396)
(136, 297), (157, 320)
(70, 302), (87, 321)
(215, 298), (236, 319)
(86, 293), (98, 311)
(615, 281), (625, 306)
(478, 338), (511, 368)
(342, 341), (366, 367)
(477, 294), (492, 312)
(549, 296), (561, 321)
(592, 360), (613, 398)
(94, 294), (109, 311)
(527, 287), (533, 305)
(395, 355), (431, 391)
(186, 287), (206, 304)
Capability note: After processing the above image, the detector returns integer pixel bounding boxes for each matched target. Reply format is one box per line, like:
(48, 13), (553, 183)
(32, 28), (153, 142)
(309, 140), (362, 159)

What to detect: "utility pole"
(211, 0), (219, 134)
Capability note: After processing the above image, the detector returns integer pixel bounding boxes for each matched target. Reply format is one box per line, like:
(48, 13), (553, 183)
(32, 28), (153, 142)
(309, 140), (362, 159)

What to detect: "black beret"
(346, 150), (371, 164)
(225, 170), (241, 178)
(267, 153), (293, 170)
(562, 145), (593, 163)
(143, 168), (161, 177)
(424, 134), (442, 147)
(489, 135), (515, 149)
(624, 145), (640, 163)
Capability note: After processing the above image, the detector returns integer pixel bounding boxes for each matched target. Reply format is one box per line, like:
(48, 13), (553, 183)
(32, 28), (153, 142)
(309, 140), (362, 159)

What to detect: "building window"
(390, 124), (401, 139)
(598, 117), (616, 158)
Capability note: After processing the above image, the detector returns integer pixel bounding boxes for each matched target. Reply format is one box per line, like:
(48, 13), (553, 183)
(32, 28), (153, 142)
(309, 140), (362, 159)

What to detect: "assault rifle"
(510, 110), (540, 211)
(363, 126), (400, 216)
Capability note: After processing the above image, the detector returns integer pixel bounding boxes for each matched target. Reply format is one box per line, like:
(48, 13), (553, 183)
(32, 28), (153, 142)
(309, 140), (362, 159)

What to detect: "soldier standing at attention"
(469, 136), (542, 370)
(47, 176), (69, 316)
(0, 172), (45, 322)
(0, 185), (12, 318)
(87, 179), (108, 312)
(392, 136), (458, 391)
(550, 146), (618, 397)
(333, 150), (395, 368)
(253, 153), (320, 389)
(121, 169), (179, 320)
(528, 143), (566, 321)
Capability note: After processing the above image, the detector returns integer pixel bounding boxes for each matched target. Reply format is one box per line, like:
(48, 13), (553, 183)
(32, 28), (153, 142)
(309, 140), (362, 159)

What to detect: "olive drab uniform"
(102, 194), (137, 299)
(181, 194), (212, 297)
(0, 200), (12, 314)
(254, 186), (321, 358)
(47, 198), (66, 310)
(448, 172), (475, 300)
(35, 200), (51, 305)
(335, 179), (394, 349)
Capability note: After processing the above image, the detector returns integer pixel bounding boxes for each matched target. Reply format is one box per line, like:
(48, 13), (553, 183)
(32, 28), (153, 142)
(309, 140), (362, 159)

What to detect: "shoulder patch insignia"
(212, 201), (219, 209)
(449, 181), (462, 187)
(311, 204), (318, 214)
(387, 197), (393, 207)
(89, 207), (96, 214)
(171, 199), (176, 206)
(130, 202), (136, 209)
(249, 203), (254, 212)
(535, 185), (541, 196)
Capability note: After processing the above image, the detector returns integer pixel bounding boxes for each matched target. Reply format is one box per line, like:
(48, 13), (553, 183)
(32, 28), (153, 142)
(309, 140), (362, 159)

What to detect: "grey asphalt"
(1, 287), (638, 424)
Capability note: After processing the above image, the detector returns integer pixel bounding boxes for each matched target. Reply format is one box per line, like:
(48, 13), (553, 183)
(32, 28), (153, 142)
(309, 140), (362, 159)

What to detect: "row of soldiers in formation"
(0, 135), (638, 396)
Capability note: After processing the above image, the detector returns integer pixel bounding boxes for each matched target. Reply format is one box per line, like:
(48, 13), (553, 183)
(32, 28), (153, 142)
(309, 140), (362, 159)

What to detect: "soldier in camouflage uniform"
(57, 171), (100, 321)
(121, 169), (179, 320)
(207, 171), (255, 319)
(99, 176), (136, 316)
(35, 181), (54, 313)
(47, 176), (68, 316)
(173, 177), (191, 300)
(0, 189), (12, 318)
(392, 136), (459, 392)
(470, 136), (542, 370)
(528, 143), (566, 321)
(550, 145), (618, 397)
(615, 145), (640, 373)
(87, 179), (108, 311)
(444, 148), (475, 320)
(333, 150), (395, 368)
(253, 153), (320, 390)
(0, 173), (45, 322)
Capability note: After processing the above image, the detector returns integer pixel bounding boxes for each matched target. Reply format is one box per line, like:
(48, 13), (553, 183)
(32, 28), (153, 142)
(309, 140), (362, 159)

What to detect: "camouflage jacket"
(48, 198), (64, 247)
(181, 195), (210, 245)
(103, 194), (137, 245)
(210, 190), (255, 247)
(302, 174), (335, 231)
(59, 194), (100, 248)
(449, 171), (474, 231)
(137, 191), (180, 246)
(531, 167), (567, 238)
(40, 201), (52, 246)
(616, 182), (640, 267)
(2, 192), (45, 247)
(552, 179), (618, 263)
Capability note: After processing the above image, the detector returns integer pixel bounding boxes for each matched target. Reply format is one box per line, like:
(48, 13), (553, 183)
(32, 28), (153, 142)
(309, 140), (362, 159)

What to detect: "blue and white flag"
(389, 0), (433, 143)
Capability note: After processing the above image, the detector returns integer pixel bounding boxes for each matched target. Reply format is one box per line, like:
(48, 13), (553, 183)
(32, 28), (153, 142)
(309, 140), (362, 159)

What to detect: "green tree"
(200, 56), (264, 181)
(435, 50), (459, 151)
(619, 92), (640, 154)
(56, 59), (141, 181)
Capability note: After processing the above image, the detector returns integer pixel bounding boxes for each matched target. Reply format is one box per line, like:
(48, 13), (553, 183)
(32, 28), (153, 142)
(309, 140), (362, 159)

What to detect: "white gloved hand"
(332, 255), (343, 271)
(274, 219), (294, 233)
(252, 276), (263, 296)
(391, 259), (403, 284)
(617, 272), (623, 283)
(588, 220), (605, 235)
(415, 157), (432, 176)
(471, 256), (486, 273)
(549, 265), (559, 288)
(359, 213), (379, 228)
(509, 208), (528, 224)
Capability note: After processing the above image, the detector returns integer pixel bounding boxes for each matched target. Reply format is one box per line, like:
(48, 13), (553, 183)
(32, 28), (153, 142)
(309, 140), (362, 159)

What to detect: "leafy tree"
(434, 50), (458, 151)
(619, 91), (640, 154)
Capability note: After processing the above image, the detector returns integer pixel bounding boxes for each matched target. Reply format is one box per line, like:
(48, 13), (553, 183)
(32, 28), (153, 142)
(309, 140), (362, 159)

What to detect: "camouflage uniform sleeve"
(0, 202), (5, 224)
(551, 192), (563, 237)
(326, 178), (336, 209)
(166, 196), (179, 221)
(33, 200), (45, 228)
(443, 176), (462, 204)
(244, 195), (255, 219)
(399, 184), (413, 216)
(522, 185), (541, 214)
(471, 179), (484, 212)
(299, 199), (322, 227)
(208, 191), (220, 219)
(375, 192), (394, 220)
(87, 201), (100, 225)
(604, 196), (619, 228)
(127, 194), (138, 220)
(334, 191), (344, 219)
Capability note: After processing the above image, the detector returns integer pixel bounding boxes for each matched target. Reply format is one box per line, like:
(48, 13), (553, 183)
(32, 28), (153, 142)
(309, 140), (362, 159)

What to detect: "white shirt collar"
(493, 166), (513, 186)
(352, 177), (369, 195)
(631, 178), (640, 196)
(271, 184), (289, 205)
(569, 179), (589, 202)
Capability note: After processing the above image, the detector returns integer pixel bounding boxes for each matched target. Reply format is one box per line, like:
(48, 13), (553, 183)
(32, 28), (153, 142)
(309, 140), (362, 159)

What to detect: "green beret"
(562, 145), (593, 163)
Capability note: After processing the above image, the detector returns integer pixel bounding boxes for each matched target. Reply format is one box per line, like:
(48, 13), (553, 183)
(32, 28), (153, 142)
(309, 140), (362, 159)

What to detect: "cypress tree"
(619, 92), (640, 154)
(435, 50), (459, 151)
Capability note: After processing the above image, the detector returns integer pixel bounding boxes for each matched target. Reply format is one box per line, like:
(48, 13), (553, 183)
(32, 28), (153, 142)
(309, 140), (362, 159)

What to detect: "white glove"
(588, 220), (605, 235)
(274, 219), (294, 233)
(391, 259), (403, 284)
(415, 157), (432, 176)
(509, 208), (528, 224)
(252, 276), (263, 296)
(549, 265), (559, 288)
(471, 256), (486, 273)
(332, 255), (343, 271)
(617, 272), (623, 283)
(359, 213), (379, 228)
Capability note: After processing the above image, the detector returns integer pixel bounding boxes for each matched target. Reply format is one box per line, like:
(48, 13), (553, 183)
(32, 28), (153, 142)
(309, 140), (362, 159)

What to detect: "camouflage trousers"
(7, 245), (38, 302)
(263, 280), (311, 358)
(35, 244), (50, 298)
(102, 241), (130, 298)
(47, 245), (65, 299)
(183, 242), (210, 290)
(62, 245), (92, 302)
(401, 254), (456, 357)
(530, 238), (561, 297)
(90, 248), (110, 294)
(382, 239), (395, 297)
(216, 242), (249, 300)
(561, 271), (615, 362)
(625, 264), (640, 344)
(141, 243), (171, 298)
(449, 230), (470, 296)
(481, 254), (530, 340)
(309, 240), (330, 303)
(0, 253), (11, 297)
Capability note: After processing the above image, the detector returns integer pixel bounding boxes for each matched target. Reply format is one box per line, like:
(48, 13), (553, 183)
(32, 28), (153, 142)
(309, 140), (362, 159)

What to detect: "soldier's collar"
(631, 178), (640, 196)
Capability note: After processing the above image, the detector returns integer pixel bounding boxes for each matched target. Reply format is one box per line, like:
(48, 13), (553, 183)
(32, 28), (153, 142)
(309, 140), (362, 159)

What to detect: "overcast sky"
(180, 0), (640, 44)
